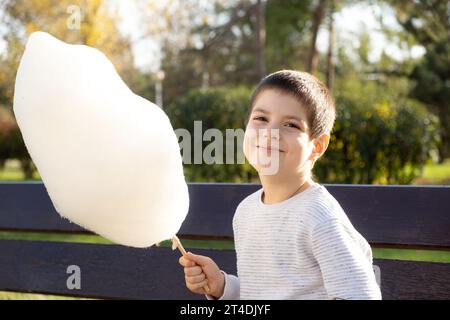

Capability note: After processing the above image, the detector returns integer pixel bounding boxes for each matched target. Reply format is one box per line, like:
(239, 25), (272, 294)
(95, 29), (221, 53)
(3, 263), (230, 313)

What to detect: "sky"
(1, 1), (425, 73)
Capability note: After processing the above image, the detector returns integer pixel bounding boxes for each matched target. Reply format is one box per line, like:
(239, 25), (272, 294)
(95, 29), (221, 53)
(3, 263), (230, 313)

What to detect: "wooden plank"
(0, 182), (261, 237)
(326, 185), (450, 249)
(0, 183), (449, 248)
(0, 240), (448, 300)
(180, 183), (259, 238)
(0, 239), (236, 300)
(0, 182), (86, 233)
(374, 259), (450, 300)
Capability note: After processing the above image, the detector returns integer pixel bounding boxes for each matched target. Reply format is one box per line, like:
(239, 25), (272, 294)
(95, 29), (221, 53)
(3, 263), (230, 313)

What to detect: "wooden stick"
(171, 235), (187, 255)
(172, 235), (211, 293)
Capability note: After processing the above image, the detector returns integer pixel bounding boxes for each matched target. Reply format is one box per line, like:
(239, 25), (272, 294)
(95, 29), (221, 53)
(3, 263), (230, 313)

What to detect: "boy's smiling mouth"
(257, 145), (284, 153)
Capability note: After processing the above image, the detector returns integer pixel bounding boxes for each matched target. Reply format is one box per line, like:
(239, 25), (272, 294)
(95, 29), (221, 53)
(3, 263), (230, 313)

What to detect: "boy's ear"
(312, 133), (330, 159)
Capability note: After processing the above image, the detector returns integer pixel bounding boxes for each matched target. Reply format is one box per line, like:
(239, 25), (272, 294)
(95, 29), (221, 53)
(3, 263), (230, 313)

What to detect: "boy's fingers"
(184, 252), (211, 267)
(185, 273), (206, 284)
(179, 256), (196, 267)
(178, 256), (186, 266)
(190, 279), (208, 290)
(184, 266), (203, 276)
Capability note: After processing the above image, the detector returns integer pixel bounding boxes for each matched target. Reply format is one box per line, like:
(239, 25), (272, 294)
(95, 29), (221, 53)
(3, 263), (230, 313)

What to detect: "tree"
(326, 0), (335, 90)
(1, 0), (134, 76)
(165, 86), (256, 182)
(141, 0), (318, 106)
(0, 0), (136, 178)
(386, 0), (450, 161)
(254, 0), (266, 79)
(307, 0), (327, 74)
(264, 0), (312, 72)
(143, 0), (260, 106)
(410, 41), (450, 161)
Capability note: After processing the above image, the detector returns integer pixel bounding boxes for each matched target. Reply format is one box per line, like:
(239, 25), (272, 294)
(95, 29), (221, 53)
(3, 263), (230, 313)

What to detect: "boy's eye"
(253, 116), (267, 122)
(285, 122), (300, 129)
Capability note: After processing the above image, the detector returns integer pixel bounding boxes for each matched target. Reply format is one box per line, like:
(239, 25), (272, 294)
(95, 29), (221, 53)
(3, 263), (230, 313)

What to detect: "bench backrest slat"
(1, 183), (449, 249)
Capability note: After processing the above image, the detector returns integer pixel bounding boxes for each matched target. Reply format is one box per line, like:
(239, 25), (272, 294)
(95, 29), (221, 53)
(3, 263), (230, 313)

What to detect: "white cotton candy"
(13, 32), (189, 248)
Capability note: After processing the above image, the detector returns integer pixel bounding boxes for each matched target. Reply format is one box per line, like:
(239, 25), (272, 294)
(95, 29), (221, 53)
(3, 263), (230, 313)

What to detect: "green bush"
(167, 86), (439, 184)
(0, 109), (35, 178)
(315, 98), (440, 184)
(166, 86), (258, 182)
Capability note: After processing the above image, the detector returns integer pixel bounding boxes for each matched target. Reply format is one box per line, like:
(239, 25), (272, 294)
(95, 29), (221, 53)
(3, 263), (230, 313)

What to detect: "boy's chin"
(245, 156), (283, 176)
(255, 165), (284, 177)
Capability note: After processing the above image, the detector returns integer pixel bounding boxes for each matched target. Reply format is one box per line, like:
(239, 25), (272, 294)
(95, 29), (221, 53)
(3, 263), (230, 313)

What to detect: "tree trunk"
(202, 49), (210, 89)
(255, 0), (266, 80)
(307, 0), (327, 74)
(326, 0), (335, 91)
(20, 158), (35, 180)
(437, 105), (450, 162)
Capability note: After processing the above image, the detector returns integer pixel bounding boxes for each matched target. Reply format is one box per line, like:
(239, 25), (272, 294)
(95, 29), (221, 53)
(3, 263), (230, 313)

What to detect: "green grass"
(0, 291), (90, 300)
(0, 231), (235, 250)
(0, 230), (114, 245)
(373, 247), (450, 263)
(0, 159), (40, 181)
(423, 159), (450, 179)
(1, 158), (450, 184)
(0, 231), (449, 263)
(0, 167), (25, 180)
(413, 159), (450, 185)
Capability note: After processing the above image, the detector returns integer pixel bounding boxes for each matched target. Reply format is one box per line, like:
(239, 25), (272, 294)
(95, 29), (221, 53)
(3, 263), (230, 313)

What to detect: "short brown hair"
(246, 70), (336, 139)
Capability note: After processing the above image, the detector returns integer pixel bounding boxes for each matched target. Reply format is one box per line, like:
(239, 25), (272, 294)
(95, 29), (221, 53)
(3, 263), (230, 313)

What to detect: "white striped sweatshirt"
(207, 182), (382, 300)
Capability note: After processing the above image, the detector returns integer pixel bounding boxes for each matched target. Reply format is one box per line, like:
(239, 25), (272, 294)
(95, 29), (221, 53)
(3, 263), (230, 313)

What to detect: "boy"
(179, 70), (381, 300)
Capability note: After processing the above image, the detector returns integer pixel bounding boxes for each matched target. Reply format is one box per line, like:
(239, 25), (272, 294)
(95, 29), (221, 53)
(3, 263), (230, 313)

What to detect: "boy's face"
(243, 89), (317, 177)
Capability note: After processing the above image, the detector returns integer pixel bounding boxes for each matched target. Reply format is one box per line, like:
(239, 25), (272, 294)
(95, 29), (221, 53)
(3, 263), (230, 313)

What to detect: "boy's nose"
(262, 128), (280, 140)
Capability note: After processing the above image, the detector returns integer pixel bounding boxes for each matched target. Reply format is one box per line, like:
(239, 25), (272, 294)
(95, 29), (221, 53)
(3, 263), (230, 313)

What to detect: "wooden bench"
(0, 182), (449, 300)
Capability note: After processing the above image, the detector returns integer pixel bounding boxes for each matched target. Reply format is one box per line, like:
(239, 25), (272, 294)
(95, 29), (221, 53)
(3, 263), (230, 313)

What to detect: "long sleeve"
(310, 219), (382, 300)
(205, 271), (240, 300)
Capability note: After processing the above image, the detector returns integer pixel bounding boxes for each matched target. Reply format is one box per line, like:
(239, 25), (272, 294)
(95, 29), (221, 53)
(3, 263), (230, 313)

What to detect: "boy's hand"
(179, 252), (225, 298)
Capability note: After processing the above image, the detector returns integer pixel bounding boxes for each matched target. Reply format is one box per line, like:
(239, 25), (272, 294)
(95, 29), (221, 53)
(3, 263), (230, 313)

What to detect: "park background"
(0, 0), (449, 299)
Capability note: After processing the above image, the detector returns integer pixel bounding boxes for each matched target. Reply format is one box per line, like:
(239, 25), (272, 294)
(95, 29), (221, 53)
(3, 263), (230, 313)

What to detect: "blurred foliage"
(0, 108), (36, 178)
(0, 0), (137, 178)
(264, 0), (311, 72)
(166, 82), (439, 184)
(166, 86), (258, 182)
(0, 0), (446, 183)
(158, 0), (265, 107)
(1, 0), (134, 76)
(155, 0), (346, 107)
(0, 108), (14, 169)
(164, 9), (441, 184)
(410, 40), (449, 161)
(383, 0), (449, 161)
(313, 24), (441, 184)
(317, 97), (440, 184)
